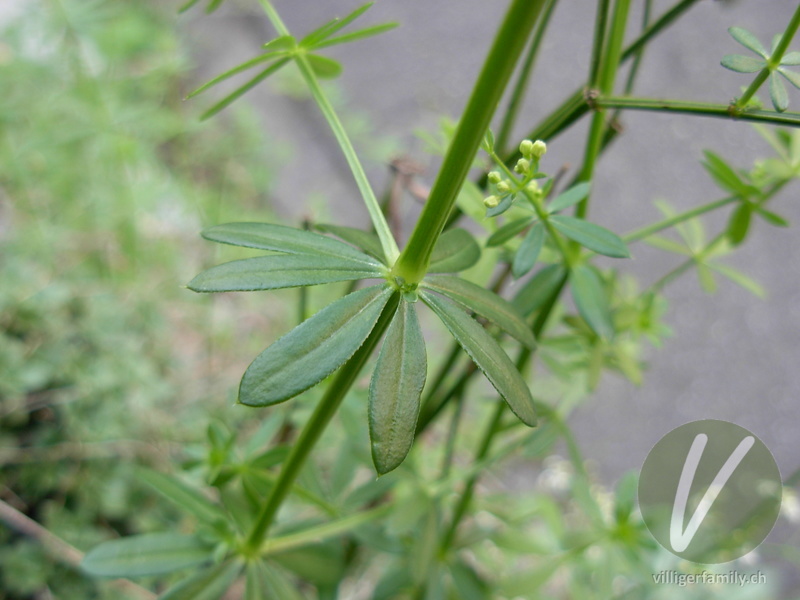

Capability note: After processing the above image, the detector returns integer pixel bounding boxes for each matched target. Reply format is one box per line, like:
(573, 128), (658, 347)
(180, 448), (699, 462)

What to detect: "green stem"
(258, 0), (400, 264)
(495, 0), (560, 155)
(623, 195), (737, 243)
(438, 399), (505, 557)
(595, 96), (800, 127)
(736, 3), (800, 110)
(622, 0), (652, 96)
(244, 293), (401, 553)
(394, 0), (547, 284)
(588, 0), (612, 88)
(577, 0), (631, 219)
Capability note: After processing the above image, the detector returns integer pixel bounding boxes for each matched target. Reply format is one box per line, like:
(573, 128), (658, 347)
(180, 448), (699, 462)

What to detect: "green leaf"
(200, 58), (291, 121)
(81, 534), (212, 577)
(728, 27), (769, 58)
(486, 216), (535, 247)
(178, 0), (203, 13)
(202, 222), (381, 265)
(306, 54), (343, 79)
(720, 54), (765, 73)
(754, 206), (790, 227)
(696, 262), (717, 293)
(570, 265), (613, 338)
(369, 301), (427, 474)
(188, 51), (290, 99)
(709, 263), (765, 298)
(512, 222), (545, 278)
(770, 71), (789, 112)
(428, 228), (481, 273)
(511, 264), (566, 318)
(549, 216), (630, 258)
(160, 560), (242, 600)
(240, 284), (393, 406)
(546, 182), (591, 213)
(314, 223), (385, 261)
(137, 469), (226, 525)
(246, 560), (305, 600)
(300, 2), (374, 47)
(701, 151), (753, 196)
(422, 275), (535, 348)
(312, 23), (399, 50)
(481, 128), (495, 153)
(486, 193), (515, 217)
(188, 254), (382, 293)
(420, 291), (536, 426)
(262, 35), (297, 52)
(727, 203), (752, 246)
(778, 66), (800, 90)
(449, 560), (490, 600)
(782, 52), (800, 66)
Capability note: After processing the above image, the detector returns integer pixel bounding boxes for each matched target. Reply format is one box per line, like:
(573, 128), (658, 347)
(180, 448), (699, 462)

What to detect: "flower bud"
(519, 139), (534, 158)
(514, 158), (530, 174)
(483, 195), (500, 208)
(487, 171), (502, 184)
(531, 140), (547, 159)
(496, 181), (511, 193)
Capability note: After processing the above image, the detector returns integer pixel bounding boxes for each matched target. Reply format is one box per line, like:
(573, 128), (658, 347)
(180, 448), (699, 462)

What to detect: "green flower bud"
(496, 180), (511, 193)
(531, 140), (547, 159)
(487, 171), (502, 184)
(483, 195), (500, 208)
(519, 139), (534, 158)
(514, 158), (530, 174)
(525, 180), (540, 195)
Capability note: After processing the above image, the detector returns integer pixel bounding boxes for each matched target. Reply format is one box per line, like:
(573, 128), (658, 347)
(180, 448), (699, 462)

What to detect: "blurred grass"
(0, 1), (292, 596)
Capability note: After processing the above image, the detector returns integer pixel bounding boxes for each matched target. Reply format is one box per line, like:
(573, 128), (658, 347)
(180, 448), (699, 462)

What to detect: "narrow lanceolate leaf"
(369, 301), (427, 474)
(240, 284), (392, 406)
(720, 54), (765, 73)
(246, 561), (305, 600)
(201, 222), (382, 266)
(314, 223), (385, 262)
(727, 203), (752, 246)
(262, 35), (297, 52)
(770, 71), (789, 112)
(160, 560), (242, 600)
(306, 54), (343, 79)
(570, 265), (613, 339)
(422, 275), (536, 348)
(200, 58), (291, 121)
(312, 23), (399, 50)
(782, 52), (800, 66)
(512, 264), (566, 318)
(188, 51), (290, 98)
(779, 66), (800, 90)
(420, 291), (536, 426)
(188, 254), (381, 293)
(428, 229), (481, 273)
(486, 216), (535, 247)
(81, 534), (212, 577)
(729, 27), (769, 58)
(547, 182), (591, 214)
(755, 206), (790, 227)
(512, 222), (545, 279)
(486, 193), (515, 218)
(137, 469), (225, 525)
(701, 151), (754, 196)
(300, 2), (374, 47)
(550, 216), (630, 258)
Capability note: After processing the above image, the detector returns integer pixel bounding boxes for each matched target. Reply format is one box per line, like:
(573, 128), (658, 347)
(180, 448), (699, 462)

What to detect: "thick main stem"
(244, 293), (400, 553)
(393, 0), (546, 284)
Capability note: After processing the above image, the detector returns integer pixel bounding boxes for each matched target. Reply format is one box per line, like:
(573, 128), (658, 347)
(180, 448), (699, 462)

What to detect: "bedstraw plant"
(80, 0), (800, 597)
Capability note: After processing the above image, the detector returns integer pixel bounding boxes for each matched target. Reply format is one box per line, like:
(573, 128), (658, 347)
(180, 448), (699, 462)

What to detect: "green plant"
(38, 0), (800, 597)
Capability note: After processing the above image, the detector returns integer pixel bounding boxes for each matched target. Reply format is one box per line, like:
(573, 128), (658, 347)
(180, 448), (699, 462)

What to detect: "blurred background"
(1, 0), (799, 597)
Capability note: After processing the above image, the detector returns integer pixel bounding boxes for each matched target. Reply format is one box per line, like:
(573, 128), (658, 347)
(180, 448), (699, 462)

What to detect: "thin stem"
(736, 3), (800, 109)
(577, 0), (631, 219)
(623, 195), (737, 243)
(495, 0), (560, 155)
(245, 293), (401, 553)
(438, 399), (505, 557)
(622, 0), (653, 96)
(588, 0), (612, 88)
(439, 391), (466, 480)
(595, 96), (800, 127)
(394, 0), (547, 284)
(258, 0), (400, 264)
